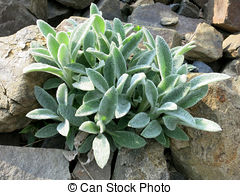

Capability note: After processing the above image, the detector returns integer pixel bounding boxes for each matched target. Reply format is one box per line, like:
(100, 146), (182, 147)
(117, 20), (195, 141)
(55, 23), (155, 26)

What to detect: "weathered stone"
(30, 0), (48, 20)
(222, 59), (240, 77)
(57, 16), (182, 48)
(72, 154), (113, 180)
(223, 33), (240, 59)
(185, 22), (223, 62)
(112, 141), (170, 180)
(160, 16), (179, 26)
(192, 61), (213, 73)
(171, 75), (240, 179)
(128, 3), (204, 35)
(0, 25), (50, 132)
(48, 0), (73, 27)
(170, 3), (180, 12)
(0, 145), (70, 179)
(131, 0), (154, 8)
(0, 0), (36, 36)
(178, 0), (200, 18)
(55, 0), (94, 10)
(190, 0), (208, 8)
(211, 0), (240, 32)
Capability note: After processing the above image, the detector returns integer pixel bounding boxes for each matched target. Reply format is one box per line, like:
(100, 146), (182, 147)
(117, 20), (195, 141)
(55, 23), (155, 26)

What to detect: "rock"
(48, 0), (73, 27)
(192, 61), (213, 73)
(30, 0), (48, 20)
(112, 141), (170, 180)
(170, 3), (180, 12)
(57, 16), (182, 48)
(0, 145), (70, 179)
(211, 0), (240, 33)
(171, 74), (240, 179)
(190, 0), (208, 8)
(155, 0), (172, 4)
(0, 25), (50, 133)
(128, 3), (204, 35)
(160, 16), (179, 26)
(0, 0), (37, 36)
(120, 2), (133, 22)
(84, 0), (122, 20)
(72, 154), (113, 180)
(223, 33), (240, 59)
(178, 0), (200, 18)
(132, 0), (154, 8)
(55, 0), (94, 10)
(222, 59), (240, 77)
(185, 22), (223, 62)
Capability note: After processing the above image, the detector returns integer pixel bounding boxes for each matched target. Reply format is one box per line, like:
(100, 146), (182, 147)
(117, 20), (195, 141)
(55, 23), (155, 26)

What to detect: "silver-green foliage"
(24, 3), (230, 169)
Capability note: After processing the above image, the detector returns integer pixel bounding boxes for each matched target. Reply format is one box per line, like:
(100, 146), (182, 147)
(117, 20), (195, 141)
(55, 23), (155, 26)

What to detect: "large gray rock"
(112, 141), (170, 180)
(222, 59), (240, 77)
(0, 25), (49, 132)
(55, 0), (94, 10)
(190, 0), (208, 8)
(0, 145), (70, 179)
(0, 0), (36, 36)
(223, 33), (240, 59)
(30, 0), (48, 20)
(171, 75), (240, 179)
(128, 3), (204, 35)
(178, 0), (200, 18)
(185, 22), (223, 62)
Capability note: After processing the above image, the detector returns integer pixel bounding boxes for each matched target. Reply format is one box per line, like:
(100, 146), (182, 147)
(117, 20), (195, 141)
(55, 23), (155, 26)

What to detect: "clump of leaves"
(23, 3), (230, 168)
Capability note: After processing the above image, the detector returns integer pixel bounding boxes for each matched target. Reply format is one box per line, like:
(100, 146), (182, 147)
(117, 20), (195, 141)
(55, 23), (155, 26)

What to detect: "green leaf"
(143, 27), (155, 48)
(176, 64), (188, 75)
(57, 119), (70, 136)
(78, 135), (96, 153)
(43, 78), (63, 90)
(141, 120), (162, 138)
(116, 74), (129, 94)
(66, 63), (86, 74)
(155, 132), (170, 148)
(127, 65), (151, 74)
(178, 85), (208, 108)
(115, 95), (131, 119)
(79, 121), (99, 134)
(58, 104), (87, 126)
(84, 31), (96, 67)
(113, 18), (125, 40)
(75, 99), (100, 117)
(173, 55), (184, 69)
(90, 3), (101, 16)
(56, 31), (69, 46)
(136, 50), (155, 66)
(128, 112), (150, 129)
(26, 108), (60, 120)
(156, 102), (178, 114)
(30, 48), (53, 62)
(93, 15), (105, 35)
(37, 20), (56, 38)
(103, 55), (116, 87)
(190, 73), (230, 90)
(126, 73), (146, 98)
(47, 34), (60, 65)
(86, 48), (108, 61)
(56, 83), (68, 105)
(58, 44), (70, 66)
(160, 83), (191, 104)
(66, 128), (76, 151)
(86, 68), (109, 93)
(164, 107), (195, 126)
(99, 87), (118, 124)
(145, 80), (158, 107)
(23, 63), (64, 79)
(164, 126), (189, 141)
(156, 36), (173, 79)
(35, 123), (58, 138)
(112, 131), (146, 149)
(157, 74), (179, 95)
(34, 86), (58, 112)
(121, 31), (144, 60)
(113, 47), (127, 78)
(93, 134), (110, 169)
(174, 41), (196, 56)
(180, 117), (222, 132)
(72, 76), (95, 91)
(83, 90), (103, 103)
(163, 116), (178, 130)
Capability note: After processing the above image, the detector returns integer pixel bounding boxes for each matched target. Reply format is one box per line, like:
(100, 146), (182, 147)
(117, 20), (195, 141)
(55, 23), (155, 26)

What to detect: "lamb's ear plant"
(23, 3), (230, 169)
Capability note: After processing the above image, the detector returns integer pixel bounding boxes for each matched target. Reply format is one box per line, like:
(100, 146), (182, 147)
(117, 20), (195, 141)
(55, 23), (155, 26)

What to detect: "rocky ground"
(0, 0), (240, 180)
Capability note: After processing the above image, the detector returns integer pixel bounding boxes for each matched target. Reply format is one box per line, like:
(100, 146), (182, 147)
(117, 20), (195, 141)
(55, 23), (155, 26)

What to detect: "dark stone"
(193, 61), (213, 73)
(178, 0), (200, 18)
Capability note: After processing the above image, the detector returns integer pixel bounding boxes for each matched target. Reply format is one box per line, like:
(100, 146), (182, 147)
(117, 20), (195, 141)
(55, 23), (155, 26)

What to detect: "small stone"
(160, 16), (179, 26)
(223, 33), (240, 59)
(178, 0), (200, 18)
(192, 61), (213, 73)
(222, 59), (240, 77)
(0, 145), (70, 179)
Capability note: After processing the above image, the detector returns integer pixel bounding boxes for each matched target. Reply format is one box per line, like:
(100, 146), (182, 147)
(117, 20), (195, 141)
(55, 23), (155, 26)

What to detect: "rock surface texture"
(56, 0), (94, 10)
(112, 141), (170, 180)
(0, 145), (70, 179)
(0, 25), (49, 132)
(185, 22), (223, 62)
(222, 59), (240, 77)
(171, 75), (240, 179)
(223, 33), (240, 59)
